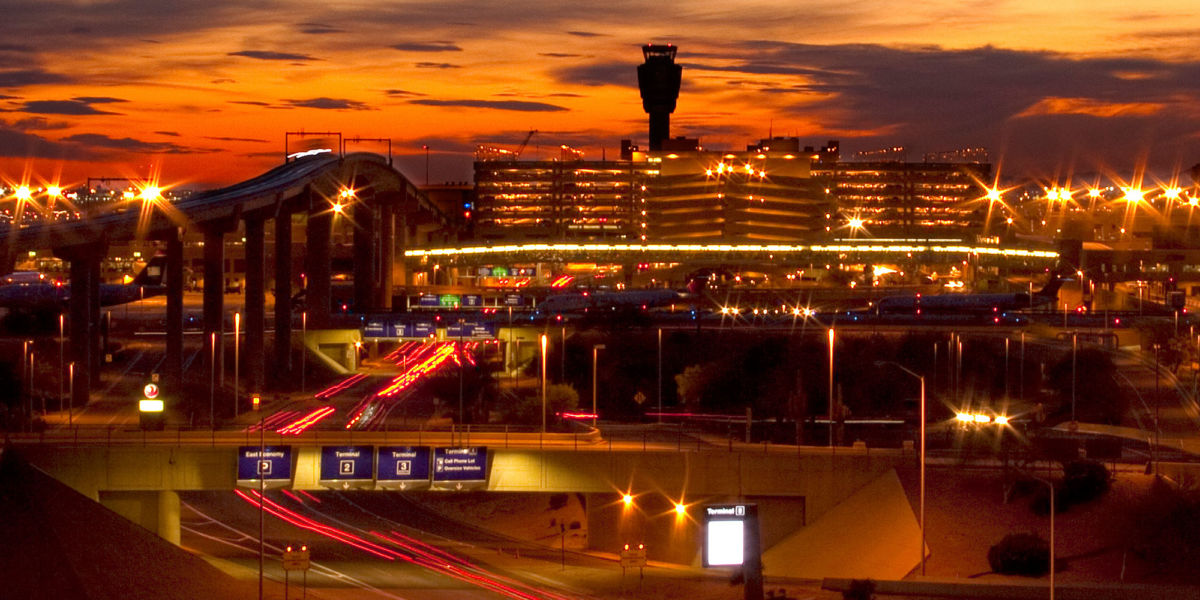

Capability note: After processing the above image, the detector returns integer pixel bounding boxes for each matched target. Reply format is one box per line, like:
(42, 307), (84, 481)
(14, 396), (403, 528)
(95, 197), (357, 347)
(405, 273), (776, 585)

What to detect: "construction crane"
(514, 129), (537, 158)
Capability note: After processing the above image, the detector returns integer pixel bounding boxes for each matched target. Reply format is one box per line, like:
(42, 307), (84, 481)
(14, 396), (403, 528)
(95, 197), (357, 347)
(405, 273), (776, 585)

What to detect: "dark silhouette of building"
(637, 44), (682, 152)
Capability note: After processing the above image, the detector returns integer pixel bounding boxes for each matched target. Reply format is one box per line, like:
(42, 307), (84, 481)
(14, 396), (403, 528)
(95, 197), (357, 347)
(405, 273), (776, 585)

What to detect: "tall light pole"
(828, 327), (835, 447)
(1070, 333), (1077, 423)
(300, 311), (307, 394)
(657, 328), (663, 423)
(540, 334), (548, 437)
(59, 313), (65, 414)
(875, 361), (925, 575)
(210, 332), (216, 429)
(592, 344), (606, 428)
(234, 312), (241, 418)
(458, 318), (465, 443)
(1031, 475), (1055, 600)
(67, 362), (74, 427)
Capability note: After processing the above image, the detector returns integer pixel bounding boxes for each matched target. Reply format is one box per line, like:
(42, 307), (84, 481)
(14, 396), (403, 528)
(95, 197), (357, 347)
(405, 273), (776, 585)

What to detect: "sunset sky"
(3, 0), (1200, 189)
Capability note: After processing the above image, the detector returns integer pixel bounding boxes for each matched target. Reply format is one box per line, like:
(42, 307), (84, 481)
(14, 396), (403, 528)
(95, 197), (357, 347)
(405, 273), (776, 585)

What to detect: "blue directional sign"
(418, 294), (439, 307)
(388, 321), (409, 338)
(377, 446), (431, 490)
(446, 321), (496, 339)
(432, 447), (488, 489)
(463, 294), (483, 308)
(410, 320), (436, 338)
(237, 446), (293, 487)
(364, 318), (389, 338)
(319, 446), (375, 488)
(503, 294), (523, 306)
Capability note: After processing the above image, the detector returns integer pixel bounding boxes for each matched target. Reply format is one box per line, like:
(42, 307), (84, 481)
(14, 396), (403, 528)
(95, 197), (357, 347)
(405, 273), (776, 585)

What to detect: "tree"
(675, 363), (717, 412)
(987, 533), (1050, 576)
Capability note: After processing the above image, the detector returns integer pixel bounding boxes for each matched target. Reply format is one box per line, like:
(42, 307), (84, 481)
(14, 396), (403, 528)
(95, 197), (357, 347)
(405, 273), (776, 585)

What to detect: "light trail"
(276, 405), (337, 435)
(234, 490), (574, 599)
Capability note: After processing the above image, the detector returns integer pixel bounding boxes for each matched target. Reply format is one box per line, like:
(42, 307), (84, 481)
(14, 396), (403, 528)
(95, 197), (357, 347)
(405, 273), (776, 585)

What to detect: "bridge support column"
(202, 227), (225, 425)
(305, 205), (332, 328)
(244, 216), (266, 393)
(56, 244), (102, 408)
(273, 211), (294, 379)
(157, 490), (181, 545)
(352, 199), (377, 313)
(88, 257), (101, 386)
(165, 231), (184, 391)
(377, 200), (395, 311)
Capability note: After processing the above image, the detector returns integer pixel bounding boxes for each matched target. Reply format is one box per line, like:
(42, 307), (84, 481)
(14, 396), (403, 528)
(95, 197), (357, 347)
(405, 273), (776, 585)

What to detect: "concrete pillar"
(202, 227), (224, 423)
(377, 202), (395, 311)
(244, 216), (266, 393)
(88, 257), (101, 386)
(274, 212), (293, 378)
(165, 233), (183, 391)
(352, 200), (377, 313)
(305, 207), (332, 328)
(157, 490), (181, 545)
(66, 254), (96, 407)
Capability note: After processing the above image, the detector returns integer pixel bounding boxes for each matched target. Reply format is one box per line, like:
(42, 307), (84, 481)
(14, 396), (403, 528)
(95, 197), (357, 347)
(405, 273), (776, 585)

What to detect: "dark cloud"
(155, 130), (180, 136)
(229, 100), (272, 106)
(61, 133), (215, 154)
(0, 94), (18, 100)
(414, 62), (462, 69)
(285, 97), (371, 110)
(229, 50), (318, 61)
(553, 61), (635, 87)
(211, 78), (236, 84)
(384, 89), (426, 98)
(296, 23), (342, 35)
(204, 135), (270, 143)
(0, 124), (96, 160)
(16, 100), (120, 115)
(390, 41), (461, 52)
(539, 53), (582, 58)
(11, 117), (71, 130)
(409, 99), (568, 112)
(691, 41), (1200, 174)
(566, 31), (606, 37)
(0, 69), (72, 87)
(71, 96), (127, 104)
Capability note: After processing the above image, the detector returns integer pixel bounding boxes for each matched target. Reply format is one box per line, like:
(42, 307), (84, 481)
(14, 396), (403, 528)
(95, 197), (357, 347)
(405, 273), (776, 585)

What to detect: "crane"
(514, 129), (537, 158)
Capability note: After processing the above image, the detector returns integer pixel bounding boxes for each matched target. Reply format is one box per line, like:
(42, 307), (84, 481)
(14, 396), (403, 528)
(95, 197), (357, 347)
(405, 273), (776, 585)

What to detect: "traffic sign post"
(620, 542), (647, 591)
(138, 380), (165, 430)
(282, 545), (311, 600)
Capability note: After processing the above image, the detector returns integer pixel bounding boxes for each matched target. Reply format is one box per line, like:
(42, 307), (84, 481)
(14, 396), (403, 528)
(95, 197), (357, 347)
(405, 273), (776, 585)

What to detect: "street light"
(828, 328), (835, 447)
(1031, 474), (1055, 600)
(540, 334), (548, 438)
(59, 313), (65, 414)
(592, 344), (606, 428)
(234, 312), (240, 418)
(876, 361), (926, 575)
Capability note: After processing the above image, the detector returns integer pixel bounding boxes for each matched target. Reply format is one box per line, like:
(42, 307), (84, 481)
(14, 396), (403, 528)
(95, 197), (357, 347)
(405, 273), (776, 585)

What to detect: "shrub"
(1061, 459), (1110, 505)
(988, 533), (1050, 576)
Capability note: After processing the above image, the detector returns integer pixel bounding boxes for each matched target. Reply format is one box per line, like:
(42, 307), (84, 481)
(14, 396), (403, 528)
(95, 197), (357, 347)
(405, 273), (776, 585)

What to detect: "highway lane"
(182, 489), (585, 599)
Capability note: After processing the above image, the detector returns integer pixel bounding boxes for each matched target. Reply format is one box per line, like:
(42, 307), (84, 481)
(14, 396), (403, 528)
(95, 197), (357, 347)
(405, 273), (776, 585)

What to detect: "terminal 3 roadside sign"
(377, 446), (432, 490)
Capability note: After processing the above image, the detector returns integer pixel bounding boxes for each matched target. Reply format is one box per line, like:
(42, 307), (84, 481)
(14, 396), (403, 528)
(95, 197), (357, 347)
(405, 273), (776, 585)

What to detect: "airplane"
(875, 271), (1066, 314)
(0, 255), (168, 312)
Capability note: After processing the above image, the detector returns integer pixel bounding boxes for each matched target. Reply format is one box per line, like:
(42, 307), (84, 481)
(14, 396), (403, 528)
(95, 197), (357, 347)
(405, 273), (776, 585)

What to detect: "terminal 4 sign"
(432, 447), (488, 490)
(237, 446), (294, 488)
(319, 446), (375, 489)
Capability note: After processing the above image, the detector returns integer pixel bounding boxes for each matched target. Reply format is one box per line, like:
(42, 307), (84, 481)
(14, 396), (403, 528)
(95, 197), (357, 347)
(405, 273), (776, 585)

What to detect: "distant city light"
(1122, 187), (1145, 204)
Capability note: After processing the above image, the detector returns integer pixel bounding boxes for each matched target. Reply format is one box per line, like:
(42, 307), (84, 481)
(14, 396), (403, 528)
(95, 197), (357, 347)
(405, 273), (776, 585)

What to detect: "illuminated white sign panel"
(704, 504), (753, 567)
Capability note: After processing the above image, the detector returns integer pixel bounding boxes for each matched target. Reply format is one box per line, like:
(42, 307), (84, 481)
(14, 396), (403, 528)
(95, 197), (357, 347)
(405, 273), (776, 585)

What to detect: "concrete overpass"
(10, 431), (909, 564)
(0, 153), (444, 411)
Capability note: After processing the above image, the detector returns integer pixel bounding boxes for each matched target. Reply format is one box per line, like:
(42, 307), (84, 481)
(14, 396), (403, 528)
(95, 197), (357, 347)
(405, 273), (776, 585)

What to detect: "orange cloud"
(1015, 97), (1164, 118)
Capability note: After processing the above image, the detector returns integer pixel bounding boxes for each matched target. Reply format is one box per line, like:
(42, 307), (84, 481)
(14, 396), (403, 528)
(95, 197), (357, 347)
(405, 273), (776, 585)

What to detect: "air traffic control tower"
(637, 44), (682, 151)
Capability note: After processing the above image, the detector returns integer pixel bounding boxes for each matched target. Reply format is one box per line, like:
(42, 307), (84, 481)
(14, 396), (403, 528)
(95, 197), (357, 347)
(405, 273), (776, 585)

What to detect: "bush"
(988, 533), (1050, 576)
(1062, 459), (1110, 505)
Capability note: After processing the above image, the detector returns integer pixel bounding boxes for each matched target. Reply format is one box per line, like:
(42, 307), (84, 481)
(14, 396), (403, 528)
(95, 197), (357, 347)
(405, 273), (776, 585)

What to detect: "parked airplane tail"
(131, 255), (167, 287)
(1033, 270), (1066, 299)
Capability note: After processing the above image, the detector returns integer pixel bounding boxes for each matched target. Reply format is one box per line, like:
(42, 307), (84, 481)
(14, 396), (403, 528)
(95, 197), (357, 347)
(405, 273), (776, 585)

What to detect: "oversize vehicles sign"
(432, 447), (488, 490)
(237, 446), (293, 487)
(319, 446), (375, 488)
(377, 446), (431, 490)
